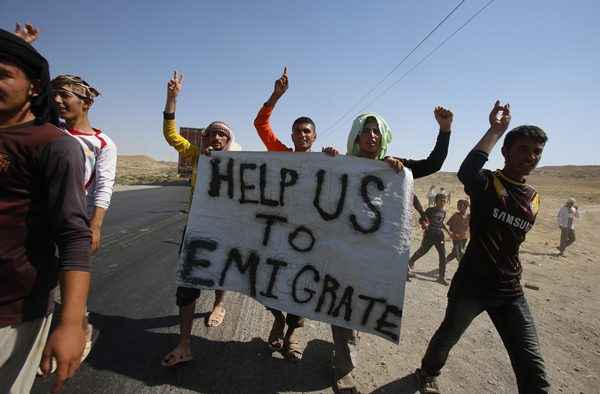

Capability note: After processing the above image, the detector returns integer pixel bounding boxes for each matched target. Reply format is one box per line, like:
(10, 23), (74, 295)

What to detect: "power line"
(353, 0), (496, 116)
(321, 0), (466, 135)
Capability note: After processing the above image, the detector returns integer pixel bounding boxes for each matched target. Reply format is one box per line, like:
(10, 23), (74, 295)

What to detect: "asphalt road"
(31, 185), (355, 394)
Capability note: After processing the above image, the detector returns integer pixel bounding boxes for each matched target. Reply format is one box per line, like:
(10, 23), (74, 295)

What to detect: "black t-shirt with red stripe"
(449, 150), (540, 299)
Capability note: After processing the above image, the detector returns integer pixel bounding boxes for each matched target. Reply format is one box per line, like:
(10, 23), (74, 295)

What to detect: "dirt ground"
(118, 156), (599, 393)
(273, 165), (600, 393)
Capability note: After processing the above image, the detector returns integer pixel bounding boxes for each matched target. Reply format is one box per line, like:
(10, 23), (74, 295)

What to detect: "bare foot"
(207, 305), (226, 327)
(161, 344), (193, 367)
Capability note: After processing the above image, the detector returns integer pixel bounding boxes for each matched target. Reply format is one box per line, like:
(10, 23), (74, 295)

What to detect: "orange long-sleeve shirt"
(253, 104), (293, 152)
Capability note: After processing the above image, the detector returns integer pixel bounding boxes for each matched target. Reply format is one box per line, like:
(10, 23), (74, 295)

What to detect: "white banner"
(177, 152), (413, 343)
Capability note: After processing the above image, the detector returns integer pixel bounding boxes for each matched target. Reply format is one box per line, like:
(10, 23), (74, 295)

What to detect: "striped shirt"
(66, 128), (117, 213)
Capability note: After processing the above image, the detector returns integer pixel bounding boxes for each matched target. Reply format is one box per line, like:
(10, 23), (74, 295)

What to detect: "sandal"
(333, 372), (359, 394)
(206, 305), (226, 328)
(268, 317), (285, 350)
(283, 330), (303, 362)
(37, 323), (97, 376)
(161, 345), (193, 367)
(414, 368), (441, 394)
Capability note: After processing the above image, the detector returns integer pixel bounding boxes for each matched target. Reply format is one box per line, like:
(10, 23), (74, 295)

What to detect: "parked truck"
(178, 127), (204, 178)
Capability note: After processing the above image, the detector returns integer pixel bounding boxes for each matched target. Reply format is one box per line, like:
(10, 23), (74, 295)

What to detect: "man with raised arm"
(323, 106), (453, 393)
(14, 25), (118, 367)
(254, 67), (316, 153)
(0, 28), (91, 393)
(161, 71), (240, 367)
(253, 67), (316, 362)
(414, 101), (550, 394)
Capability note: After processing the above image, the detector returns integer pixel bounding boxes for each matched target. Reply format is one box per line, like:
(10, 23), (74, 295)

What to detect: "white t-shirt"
(66, 128), (117, 213)
(557, 206), (578, 229)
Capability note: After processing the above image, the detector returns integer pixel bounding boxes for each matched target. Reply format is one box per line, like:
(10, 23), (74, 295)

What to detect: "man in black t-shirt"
(414, 101), (550, 394)
(408, 193), (451, 285)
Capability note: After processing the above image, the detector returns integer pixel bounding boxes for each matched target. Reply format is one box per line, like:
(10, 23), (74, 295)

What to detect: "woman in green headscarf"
(322, 106), (453, 394)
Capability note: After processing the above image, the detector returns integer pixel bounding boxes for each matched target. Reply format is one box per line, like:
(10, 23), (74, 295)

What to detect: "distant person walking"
(428, 185), (437, 207)
(557, 197), (579, 256)
(446, 199), (470, 264)
(408, 193), (451, 285)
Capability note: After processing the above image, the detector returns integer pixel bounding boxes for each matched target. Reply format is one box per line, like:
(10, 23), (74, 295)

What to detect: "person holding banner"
(253, 67), (316, 362)
(414, 101), (550, 394)
(324, 107), (452, 393)
(161, 71), (240, 367)
(254, 67), (316, 154)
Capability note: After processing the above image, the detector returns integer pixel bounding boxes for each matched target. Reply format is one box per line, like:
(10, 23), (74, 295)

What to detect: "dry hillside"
(116, 155), (179, 185)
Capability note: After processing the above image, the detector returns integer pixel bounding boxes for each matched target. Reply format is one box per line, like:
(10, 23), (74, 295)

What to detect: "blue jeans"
(421, 295), (550, 393)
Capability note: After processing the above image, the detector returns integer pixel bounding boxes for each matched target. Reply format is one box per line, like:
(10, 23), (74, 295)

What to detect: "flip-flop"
(283, 331), (303, 362)
(161, 348), (193, 367)
(36, 358), (57, 376)
(284, 341), (303, 362)
(206, 306), (226, 328)
(268, 319), (285, 350)
(36, 323), (98, 376)
(80, 322), (98, 363)
(332, 372), (360, 394)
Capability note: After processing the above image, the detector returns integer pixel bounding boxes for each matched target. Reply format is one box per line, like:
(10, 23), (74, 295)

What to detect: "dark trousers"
(331, 325), (359, 379)
(176, 286), (201, 307)
(410, 231), (447, 279)
(559, 227), (575, 252)
(266, 307), (304, 330)
(421, 295), (550, 393)
(446, 239), (467, 263)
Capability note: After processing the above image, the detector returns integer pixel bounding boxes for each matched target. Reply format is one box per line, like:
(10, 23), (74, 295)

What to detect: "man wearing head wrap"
(322, 107), (453, 393)
(160, 71), (241, 367)
(48, 74), (116, 368)
(51, 75), (117, 253)
(0, 29), (91, 393)
(557, 197), (579, 256)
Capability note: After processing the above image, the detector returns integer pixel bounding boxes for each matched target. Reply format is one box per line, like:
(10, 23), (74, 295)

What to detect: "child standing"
(446, 199), (470, 264)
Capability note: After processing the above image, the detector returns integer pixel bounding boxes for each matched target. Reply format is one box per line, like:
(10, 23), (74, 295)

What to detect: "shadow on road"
(50, 312), (335, 393)
(521, 249), (561, 257)
(369, 373), (419, 394)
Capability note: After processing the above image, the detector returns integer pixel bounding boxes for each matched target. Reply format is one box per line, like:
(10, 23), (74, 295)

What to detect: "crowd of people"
(0, 24), (557, 394)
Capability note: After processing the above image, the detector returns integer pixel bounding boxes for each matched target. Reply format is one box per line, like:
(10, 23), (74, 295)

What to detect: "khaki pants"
(0, 315), (52, 394)
(559, 227), (575, 253)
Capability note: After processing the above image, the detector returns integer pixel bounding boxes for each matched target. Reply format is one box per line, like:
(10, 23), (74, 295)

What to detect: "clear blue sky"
(2, 0), (598, 170)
